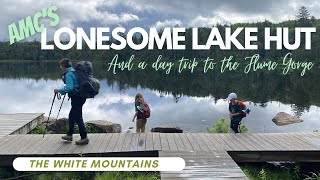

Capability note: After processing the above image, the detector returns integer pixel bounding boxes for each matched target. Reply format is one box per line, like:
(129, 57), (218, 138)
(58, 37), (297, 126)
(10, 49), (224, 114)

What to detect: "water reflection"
(0, 78), (319, 133)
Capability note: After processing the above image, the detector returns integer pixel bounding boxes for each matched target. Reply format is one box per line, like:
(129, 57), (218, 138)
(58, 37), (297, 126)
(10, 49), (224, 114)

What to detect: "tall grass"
(95, 171), (160, 180)
(1, 170), (160, 180)
(29, 124), (47, 134)
(242, 165), (296, 180)
(304, 171), (320, 180)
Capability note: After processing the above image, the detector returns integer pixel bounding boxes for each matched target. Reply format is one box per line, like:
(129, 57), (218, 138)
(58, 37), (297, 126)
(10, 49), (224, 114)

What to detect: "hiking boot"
(61, 134), (73, 141)
(75, 137), (89, 145)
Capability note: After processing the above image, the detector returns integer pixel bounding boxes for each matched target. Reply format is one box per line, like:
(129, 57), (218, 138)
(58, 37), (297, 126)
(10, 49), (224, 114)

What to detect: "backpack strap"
(61, 69), (76, 84)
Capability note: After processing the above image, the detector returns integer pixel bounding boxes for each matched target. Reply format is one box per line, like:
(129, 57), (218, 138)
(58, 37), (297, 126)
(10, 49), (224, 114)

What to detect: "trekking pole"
(56, 94), (66, 120)
(43, 93), (58, 138)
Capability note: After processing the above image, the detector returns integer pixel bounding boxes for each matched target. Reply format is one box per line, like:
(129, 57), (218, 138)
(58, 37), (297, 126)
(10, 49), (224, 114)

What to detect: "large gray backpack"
(74, 61), (100, 98)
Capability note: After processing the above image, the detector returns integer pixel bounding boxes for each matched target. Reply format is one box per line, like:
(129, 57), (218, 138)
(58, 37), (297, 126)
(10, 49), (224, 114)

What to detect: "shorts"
(136, 118), (147, 132)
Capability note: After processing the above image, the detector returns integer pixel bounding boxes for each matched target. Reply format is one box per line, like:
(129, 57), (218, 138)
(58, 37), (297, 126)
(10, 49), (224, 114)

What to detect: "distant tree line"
(1, 16), (320, 64)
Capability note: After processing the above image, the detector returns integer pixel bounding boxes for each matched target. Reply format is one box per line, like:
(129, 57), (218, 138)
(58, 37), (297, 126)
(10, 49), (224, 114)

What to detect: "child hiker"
(54, 58), (89, 145)
(132, 93), (150, 133)
(227, 92), (244, 133)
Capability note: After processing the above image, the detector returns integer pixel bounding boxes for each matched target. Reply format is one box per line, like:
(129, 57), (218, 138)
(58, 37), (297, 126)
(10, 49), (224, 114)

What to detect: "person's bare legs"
(136, 119), (147, 133)
(136, 119), (141, 133)
(141, 124), (145, 133)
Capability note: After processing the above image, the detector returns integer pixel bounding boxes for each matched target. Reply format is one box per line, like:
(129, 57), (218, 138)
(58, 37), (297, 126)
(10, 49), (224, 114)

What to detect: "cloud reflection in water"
(0, 78), (319, 133)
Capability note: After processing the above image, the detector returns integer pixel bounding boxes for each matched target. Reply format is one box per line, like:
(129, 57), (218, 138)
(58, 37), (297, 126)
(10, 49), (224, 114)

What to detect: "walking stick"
(56, 94), (66, 120)
(43, 93), (61, 138)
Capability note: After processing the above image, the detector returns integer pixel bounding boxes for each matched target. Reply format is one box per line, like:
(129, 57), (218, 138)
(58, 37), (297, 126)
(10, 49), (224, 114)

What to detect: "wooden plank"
(145, 133), (154, 151)
(191, 134), (210, 151)
(10, 135), (38, 154)
(166, 133), (178, 151)
(29, 134), (53, 154)
(60, 134), (94, 154)
(73, 134), (101, 154)
(23, 135), (52, 154)
(160, 133), (170, 151)
(96, 133), (113, 153)
(89, 133), (107, 153)
(113, 133), (127, 152)
(153, 133), (161, 151)
(229, 133), (254, 151)
(1, 135), (30, 154)
(281, 133), (314, 150)
(198, 133), (222, 151)
(240, 133), (271, 151)
(160, 151), (247, 179)
(178, 133), (193, 151)
(43, 135), (65, 155)
(15, 135), (42, 154)
(205, 134), (232, 151)
(300, 132), (320, 148)
(54, 137), (76, 155)
(249, 133), (277, 150)
(129, 133), (139, 151)
(184, 133), (202, 151)
(276, 133), (303, 151)
(105, 133), (120, 152)
(251, 133), (284, 151)
(280, 133), (307, 150)
(302, 132), (320, 137)
(217, 134), (242, 151)
(0, 113), (43, 136)
(315, 132), (320, 137)
(289, 133), (319, 150)
(121, 133), (133, 152)
(0, 135), (20, 152)
(233, 134), (260, 151)
(260, 133), (292, 151)
(172, 133), (185, 151)
(33, 135), (57, 154)
(272, 133), (303, 150)
(82, 134), (102, 153)
(138, 133), (146, 151)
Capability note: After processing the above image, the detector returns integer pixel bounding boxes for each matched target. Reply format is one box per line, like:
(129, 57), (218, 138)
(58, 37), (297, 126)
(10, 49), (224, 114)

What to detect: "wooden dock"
(159, 151), (248, 179)
(0, 113), (44, 138)
(0, 132), (319, 179)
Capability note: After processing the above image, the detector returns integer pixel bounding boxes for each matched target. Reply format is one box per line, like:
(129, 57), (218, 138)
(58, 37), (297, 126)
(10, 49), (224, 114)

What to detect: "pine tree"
(296, 6), (311, 20)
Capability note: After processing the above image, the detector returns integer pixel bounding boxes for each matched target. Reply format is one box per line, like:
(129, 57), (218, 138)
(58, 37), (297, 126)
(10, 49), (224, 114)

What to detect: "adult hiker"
(227, 92), (244, 133)
(132, 93), (150, 133)
(54, 58), (89, 145)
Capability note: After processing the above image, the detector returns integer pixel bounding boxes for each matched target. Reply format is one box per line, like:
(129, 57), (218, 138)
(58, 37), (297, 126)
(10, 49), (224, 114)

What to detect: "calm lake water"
(0, 61), (319, 133)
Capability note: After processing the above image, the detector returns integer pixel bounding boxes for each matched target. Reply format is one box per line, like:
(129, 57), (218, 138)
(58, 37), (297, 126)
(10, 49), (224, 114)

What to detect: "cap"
(227, 92), (237, 101)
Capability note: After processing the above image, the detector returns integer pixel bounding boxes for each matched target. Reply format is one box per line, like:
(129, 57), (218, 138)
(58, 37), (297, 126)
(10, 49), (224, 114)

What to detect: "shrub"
(29, 124), (46, 134)
(207, 118), (248, 133)
(95, 171), (160, 180)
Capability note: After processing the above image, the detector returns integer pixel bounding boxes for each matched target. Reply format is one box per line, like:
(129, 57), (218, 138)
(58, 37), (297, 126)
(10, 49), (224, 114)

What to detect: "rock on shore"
(41, 117), (121, 133)
(86, 120), (121, 133)
(272, 112), (303, 126)
(151, 127), (183, 133)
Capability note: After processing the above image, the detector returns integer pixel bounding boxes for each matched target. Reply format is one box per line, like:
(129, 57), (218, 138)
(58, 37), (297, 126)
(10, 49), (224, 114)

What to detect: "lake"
(0, 61), (319, 133)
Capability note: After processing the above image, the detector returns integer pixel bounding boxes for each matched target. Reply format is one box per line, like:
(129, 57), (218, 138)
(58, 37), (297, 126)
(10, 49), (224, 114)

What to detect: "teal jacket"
(58, 67), (79, 95)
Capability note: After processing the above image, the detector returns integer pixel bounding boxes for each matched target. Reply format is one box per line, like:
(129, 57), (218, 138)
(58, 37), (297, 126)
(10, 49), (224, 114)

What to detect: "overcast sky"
(0, 0), (318, 41)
